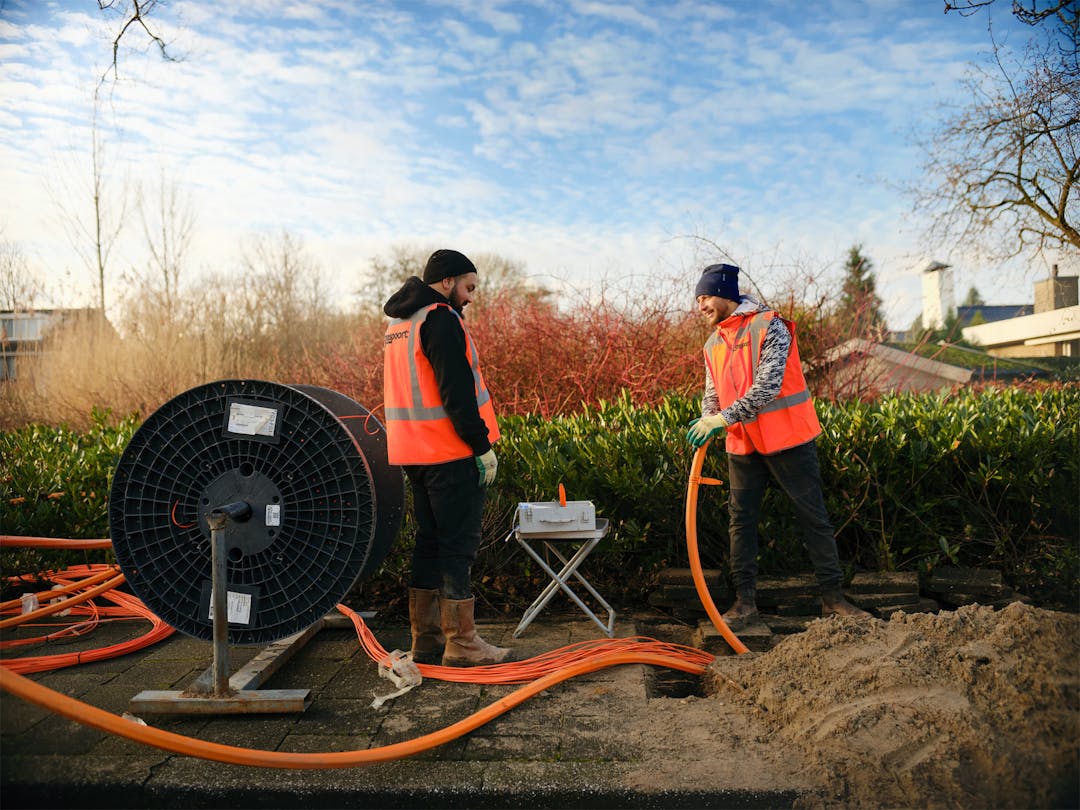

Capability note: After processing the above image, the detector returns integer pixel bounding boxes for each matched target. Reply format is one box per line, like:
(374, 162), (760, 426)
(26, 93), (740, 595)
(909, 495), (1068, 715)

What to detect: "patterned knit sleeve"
(719, 316), (792, 425)
(702, 363), (721, 417)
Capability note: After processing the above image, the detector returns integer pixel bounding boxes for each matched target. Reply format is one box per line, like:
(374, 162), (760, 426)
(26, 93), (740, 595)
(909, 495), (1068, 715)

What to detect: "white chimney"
(921, 260), (953, 330)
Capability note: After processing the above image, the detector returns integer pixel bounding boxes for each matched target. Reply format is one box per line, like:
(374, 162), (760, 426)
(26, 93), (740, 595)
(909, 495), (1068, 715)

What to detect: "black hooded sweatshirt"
(383, 276), (493, 458)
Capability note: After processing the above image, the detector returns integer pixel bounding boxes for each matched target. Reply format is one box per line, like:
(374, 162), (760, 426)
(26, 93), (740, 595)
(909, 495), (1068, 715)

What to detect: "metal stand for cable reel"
(129, 502), (352, 715)
(112, 381), (404, 716)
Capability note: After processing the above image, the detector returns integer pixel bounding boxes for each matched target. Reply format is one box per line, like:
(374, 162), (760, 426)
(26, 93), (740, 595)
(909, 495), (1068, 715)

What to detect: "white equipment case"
(516, 500), (598, 538)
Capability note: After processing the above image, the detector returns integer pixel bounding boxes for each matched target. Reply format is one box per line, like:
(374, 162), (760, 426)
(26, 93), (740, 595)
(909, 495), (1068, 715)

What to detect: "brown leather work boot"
(821, 589), (873, 619)
(722, 586), (760, 631)
(408, 587), (445, 665)
(440, 597), (513, 667)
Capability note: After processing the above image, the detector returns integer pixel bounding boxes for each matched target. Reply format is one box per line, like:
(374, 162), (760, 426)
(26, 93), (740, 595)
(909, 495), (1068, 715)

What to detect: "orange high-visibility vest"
(383, 303), (500, 465)
(704, 310), (820, 456)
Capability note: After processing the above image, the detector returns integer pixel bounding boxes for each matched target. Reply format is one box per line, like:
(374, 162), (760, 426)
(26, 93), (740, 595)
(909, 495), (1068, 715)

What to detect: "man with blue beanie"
(687, 262), (871, 629)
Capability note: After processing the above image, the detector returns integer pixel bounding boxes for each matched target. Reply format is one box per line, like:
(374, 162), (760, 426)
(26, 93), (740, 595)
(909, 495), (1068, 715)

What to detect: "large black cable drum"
(109, 380), (403, 645)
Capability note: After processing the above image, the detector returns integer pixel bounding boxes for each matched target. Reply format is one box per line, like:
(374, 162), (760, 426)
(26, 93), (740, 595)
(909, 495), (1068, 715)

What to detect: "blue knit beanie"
(695, 263), (741, 301)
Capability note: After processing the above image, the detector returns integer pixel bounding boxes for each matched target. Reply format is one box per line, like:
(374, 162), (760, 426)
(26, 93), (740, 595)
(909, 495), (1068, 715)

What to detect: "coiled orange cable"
(0, 565), (121, 612)
(0, 563), (174, 673)
(0, 571), (127, 630)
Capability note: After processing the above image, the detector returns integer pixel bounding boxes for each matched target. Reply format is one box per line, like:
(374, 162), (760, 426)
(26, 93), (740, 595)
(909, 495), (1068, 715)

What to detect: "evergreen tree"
(837, 244), (886, 338)
(958, 285), (988, 329)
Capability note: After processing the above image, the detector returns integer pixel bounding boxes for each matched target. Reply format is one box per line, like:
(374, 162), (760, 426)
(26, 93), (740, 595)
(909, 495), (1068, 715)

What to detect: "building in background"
(0, 309), (113, 381)
(920, 260), (954, 331)
(961, 266), (1078, 359)
(955, 303), (1034, 325)
(829, 260), (1076, 398)
(822, 338), (974, 395)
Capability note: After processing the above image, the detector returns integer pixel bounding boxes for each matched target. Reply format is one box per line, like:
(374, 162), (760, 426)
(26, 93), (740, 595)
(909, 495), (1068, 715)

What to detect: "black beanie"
(695, 263), (741, 301)
(422, 249), (477, 283)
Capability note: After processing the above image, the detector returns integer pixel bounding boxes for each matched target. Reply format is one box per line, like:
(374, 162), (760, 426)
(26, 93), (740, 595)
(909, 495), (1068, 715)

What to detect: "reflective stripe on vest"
(705, 310), (820, 456)
(383, 303), (499, 465)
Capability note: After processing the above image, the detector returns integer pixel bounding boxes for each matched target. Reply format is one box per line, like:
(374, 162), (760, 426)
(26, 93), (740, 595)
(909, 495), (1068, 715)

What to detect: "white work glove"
(686, 414), (729, 448)
(475, 449), (498, 486)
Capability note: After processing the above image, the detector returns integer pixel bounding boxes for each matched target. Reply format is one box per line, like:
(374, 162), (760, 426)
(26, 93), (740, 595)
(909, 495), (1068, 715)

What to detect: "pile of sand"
(704, 602), (1079, 809)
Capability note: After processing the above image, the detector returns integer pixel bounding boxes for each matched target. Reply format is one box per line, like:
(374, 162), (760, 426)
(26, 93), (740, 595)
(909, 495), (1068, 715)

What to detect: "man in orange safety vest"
(686, 262), (871, 630)
(383, 249), (512, 667)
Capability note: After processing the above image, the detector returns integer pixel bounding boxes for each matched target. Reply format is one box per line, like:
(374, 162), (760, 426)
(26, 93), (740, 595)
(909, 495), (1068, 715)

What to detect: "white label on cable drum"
(227, 403), (277, 436)
(208, 590), (254, 624)
(266, 504), (281, 526)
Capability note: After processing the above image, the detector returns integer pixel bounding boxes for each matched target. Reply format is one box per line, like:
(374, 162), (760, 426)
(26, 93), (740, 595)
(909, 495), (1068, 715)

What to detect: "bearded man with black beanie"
(382, 249), (512, 667)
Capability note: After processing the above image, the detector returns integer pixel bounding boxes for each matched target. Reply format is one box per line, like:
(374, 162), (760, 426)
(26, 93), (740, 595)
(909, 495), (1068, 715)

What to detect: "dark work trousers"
(404, 457), (485, 600)
(726, 439), (843, 593)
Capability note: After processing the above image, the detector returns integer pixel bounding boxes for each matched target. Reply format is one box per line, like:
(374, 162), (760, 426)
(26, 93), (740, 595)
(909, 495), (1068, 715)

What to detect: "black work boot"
(722, 586), (759, 631)
(821, 589), (872, 619)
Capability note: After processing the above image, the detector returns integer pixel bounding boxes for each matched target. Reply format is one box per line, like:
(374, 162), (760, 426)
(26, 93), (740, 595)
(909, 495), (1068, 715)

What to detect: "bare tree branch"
(97, 0), (179, 83)
(944, 0), (997, 17)
(136, 170), (197, 313)
(49, 94), (131, 313)
(0, 232), (43, 312)
(913, 4), (1079, 263)
(945, 1), (1079, 75)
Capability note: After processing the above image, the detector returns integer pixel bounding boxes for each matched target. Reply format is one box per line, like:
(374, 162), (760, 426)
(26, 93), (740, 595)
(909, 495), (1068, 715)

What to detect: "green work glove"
(686, 414), (729, 448)
(475, 448), (498, 486)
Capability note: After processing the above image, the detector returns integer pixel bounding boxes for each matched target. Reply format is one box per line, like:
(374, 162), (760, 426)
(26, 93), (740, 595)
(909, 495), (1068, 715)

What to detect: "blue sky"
(0, 0), (1056, 328)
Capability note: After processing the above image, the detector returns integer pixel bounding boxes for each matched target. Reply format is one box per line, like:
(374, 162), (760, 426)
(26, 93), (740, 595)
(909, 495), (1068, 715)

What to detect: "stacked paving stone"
(919, 566), (1031, 610)
(647, 567), (730, 621)
(649, 566), (1026, 656)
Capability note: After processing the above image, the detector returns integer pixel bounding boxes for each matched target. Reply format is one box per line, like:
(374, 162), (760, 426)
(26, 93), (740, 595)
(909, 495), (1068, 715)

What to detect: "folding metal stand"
(509, 517), (615, 638)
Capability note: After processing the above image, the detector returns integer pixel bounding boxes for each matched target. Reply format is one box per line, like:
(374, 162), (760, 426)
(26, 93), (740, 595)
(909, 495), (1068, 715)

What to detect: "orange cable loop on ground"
(0, 616), (101, 650)
(0, 647), (703, 769)
(0, 573), (127, 630)
(0, 564), (174, 673)
(1, 591), (173, 674)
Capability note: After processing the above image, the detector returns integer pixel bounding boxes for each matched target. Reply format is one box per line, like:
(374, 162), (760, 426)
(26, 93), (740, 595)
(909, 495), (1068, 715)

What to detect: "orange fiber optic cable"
(0, 647), (704, 768)
(684, 442), (748, 655)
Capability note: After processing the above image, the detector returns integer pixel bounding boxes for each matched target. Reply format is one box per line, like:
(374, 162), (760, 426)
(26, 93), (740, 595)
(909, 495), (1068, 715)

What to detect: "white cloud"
(569, 0), (660, 33)
(0, 0), (1046, 328)
(463, 0), (523, 35)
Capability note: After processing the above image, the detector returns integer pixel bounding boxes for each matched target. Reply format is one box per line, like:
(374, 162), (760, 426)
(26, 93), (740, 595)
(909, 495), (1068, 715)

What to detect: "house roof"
(825, 338), (972, 382)
(956, 304), (1033, 324)
(824, 338), (1052, 384)
(890, 341), (1052, 380)
(961, 304), (1080, 350)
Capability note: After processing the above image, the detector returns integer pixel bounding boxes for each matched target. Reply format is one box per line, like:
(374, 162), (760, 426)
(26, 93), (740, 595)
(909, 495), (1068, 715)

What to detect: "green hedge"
(0, 409), (132, 578)
(818, 387), (1078, 584)
(2, 387), (1077, 608)
(491, 386), (1078, 607)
